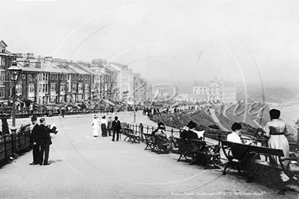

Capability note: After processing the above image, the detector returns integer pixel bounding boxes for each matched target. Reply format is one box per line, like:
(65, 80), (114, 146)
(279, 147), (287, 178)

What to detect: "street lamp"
(8, 60), (22, 134)
(133, 97), (136, 123)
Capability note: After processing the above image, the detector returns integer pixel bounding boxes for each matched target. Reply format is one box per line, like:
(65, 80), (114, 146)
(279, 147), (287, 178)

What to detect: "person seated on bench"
(263, 109), (291, 166)
(227, 122), (242, 144)
(180, 121), (199, 140)
(226, 122), (257, 168)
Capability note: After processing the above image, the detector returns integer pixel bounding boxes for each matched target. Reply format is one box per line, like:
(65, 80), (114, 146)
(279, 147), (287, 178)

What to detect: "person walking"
(29, 115), (41, 165)
(91, 115), (100, 137)
(112, 116), (121, 142)
(100, 116), (108, 137)
(39, 118), (52, 165)
(107, 116), (112, 136)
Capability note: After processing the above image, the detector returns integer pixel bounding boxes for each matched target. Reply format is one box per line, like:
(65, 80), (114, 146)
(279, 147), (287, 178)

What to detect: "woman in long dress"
(263, 109), (290, 165)
(100, 116), (108, 137)
(91, 115), (100, 137)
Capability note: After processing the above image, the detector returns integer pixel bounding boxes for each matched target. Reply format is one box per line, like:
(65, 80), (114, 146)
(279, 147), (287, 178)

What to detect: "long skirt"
(93, 128), (99, 137)
(101, 124), (107, 137)
(268, 135), (289, 166)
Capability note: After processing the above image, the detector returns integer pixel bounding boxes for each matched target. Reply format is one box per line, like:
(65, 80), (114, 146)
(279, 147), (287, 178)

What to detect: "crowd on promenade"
(0, 104), (298, 194)
(91, 115), (122, 142)
(147, 108), (298, 194)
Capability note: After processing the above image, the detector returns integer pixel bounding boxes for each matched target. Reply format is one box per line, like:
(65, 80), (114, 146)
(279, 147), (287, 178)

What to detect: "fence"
(0, 130), (32, 167)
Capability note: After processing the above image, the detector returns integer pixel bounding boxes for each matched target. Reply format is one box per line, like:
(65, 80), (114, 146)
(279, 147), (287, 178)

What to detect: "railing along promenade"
(0, 129), (31, 167)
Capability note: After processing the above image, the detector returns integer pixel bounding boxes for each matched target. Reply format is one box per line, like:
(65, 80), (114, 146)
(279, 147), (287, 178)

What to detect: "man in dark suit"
(180, 121), (199, 140)
(112, 116), (122, 142)
(30, 115), (41, 165)
(39, 118), (52, 166)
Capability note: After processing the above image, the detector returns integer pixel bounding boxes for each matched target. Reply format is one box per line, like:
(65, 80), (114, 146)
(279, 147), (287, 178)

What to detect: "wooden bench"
(221, 141), (258, 175)
(143, 133), (155, 150)
(152, 135), (171, 154)
(221, 140), (300, 193)
(122, 128), (140, 143)
(175, 138), (206, 162)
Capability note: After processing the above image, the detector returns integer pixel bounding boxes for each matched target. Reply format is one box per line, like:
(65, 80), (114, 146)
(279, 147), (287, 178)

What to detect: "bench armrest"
(280, 157), (299, 162)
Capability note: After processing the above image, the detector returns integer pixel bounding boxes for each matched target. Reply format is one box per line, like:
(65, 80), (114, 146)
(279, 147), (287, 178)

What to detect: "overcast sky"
(1, 0), (298, 84)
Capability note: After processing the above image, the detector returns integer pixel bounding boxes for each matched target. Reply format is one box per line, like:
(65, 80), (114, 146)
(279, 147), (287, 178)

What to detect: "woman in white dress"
(91, 115), (100, 137)
(263, 109), (290, 165)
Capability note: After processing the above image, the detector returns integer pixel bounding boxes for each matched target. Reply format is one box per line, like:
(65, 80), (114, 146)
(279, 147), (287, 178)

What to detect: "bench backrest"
(221, 140), (284, 158)
(248, 145), (284, 157)
(222, 141), (252, 159)
(123, 128), (134, 134)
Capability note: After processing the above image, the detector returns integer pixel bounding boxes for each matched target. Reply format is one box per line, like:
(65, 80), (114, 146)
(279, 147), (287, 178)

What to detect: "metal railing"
(0, 130), (32, 167)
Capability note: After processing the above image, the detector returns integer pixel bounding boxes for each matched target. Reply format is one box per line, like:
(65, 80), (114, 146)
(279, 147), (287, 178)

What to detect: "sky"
(0, 0), (299, 85)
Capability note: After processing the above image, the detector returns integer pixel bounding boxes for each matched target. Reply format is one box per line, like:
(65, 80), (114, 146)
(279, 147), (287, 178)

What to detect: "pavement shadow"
(48, 159), (63, 164)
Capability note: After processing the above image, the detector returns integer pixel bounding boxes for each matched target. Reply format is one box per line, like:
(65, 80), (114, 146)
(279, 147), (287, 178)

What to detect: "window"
(72, 83), (77, 92)
(29, 83), (34, 93)
(0, 57), (4, 66)
(0, 87), (4, 98)
(0, 71), (4, 81)
(39, 73), (42, 80)
(78, 83), (83, 91)
(50, 83), (56, 92)
(85, 84), (89, 92)
(35, 60), (41, 68)
(43, 84), (48, 93)
(39, 84), (42, 92)
(60, 83), (65, 91)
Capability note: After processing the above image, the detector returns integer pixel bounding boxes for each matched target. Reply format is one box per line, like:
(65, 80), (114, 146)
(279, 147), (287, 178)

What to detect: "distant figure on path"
(101, 116), (108, 137)
(91, 115), (100, 137)
(112, 116), (121, 142)
(29, 115), (41, 165)
(107, 116), (112, 136)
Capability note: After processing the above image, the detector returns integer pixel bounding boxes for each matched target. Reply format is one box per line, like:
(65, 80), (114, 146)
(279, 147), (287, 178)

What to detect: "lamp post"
(8, 60), (22, 134)
(133, 97), (136, 123)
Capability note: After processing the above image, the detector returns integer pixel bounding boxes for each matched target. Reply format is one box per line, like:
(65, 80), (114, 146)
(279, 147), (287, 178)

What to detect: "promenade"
(0, 112), (298, 199)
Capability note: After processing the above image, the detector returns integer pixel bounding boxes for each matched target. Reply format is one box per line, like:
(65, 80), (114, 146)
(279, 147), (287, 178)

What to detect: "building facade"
(0, 41), (151, 106)
(192, 80), (236, 104)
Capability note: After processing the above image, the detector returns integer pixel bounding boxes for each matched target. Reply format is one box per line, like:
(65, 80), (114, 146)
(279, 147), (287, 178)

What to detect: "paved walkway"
(0, 112), (298, 198)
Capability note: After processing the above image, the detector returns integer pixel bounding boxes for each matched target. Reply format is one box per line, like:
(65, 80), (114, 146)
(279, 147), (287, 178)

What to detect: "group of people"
(226, 109), (296, 191)
(29, 116), (58, 166)
(150, 120), (205, 153)
(227, 109), (291, 166)
(91, 115), (122, 142)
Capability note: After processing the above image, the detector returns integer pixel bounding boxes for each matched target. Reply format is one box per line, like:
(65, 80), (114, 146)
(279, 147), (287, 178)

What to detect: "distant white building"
(187, 94), (207, 103)
(174, 93), (188, 101)
(192, 80), (236, 104)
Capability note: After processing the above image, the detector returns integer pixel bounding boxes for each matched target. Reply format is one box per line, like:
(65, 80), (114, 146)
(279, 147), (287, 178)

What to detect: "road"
(0, 112), (298, 199)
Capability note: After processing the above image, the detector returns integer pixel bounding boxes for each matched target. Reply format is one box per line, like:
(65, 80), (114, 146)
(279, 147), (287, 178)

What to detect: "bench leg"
(223, 162), (231, 175)
(177, 154), (182, 162)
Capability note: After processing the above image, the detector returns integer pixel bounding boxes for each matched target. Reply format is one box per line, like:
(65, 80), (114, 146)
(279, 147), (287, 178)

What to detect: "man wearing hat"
(112, 116), (122, 141)
(39, 118), (52, 165)
(180, 121), (199, 140)
(30, 115), (41, 165)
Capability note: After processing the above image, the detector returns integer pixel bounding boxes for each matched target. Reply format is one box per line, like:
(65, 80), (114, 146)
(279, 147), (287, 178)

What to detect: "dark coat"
(30, 124), (41, 145)
(40, 124), (52, 146)
(112, 120), (121, 131)
(180, 130), (198, 140)
(108, 120), (112, 130)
